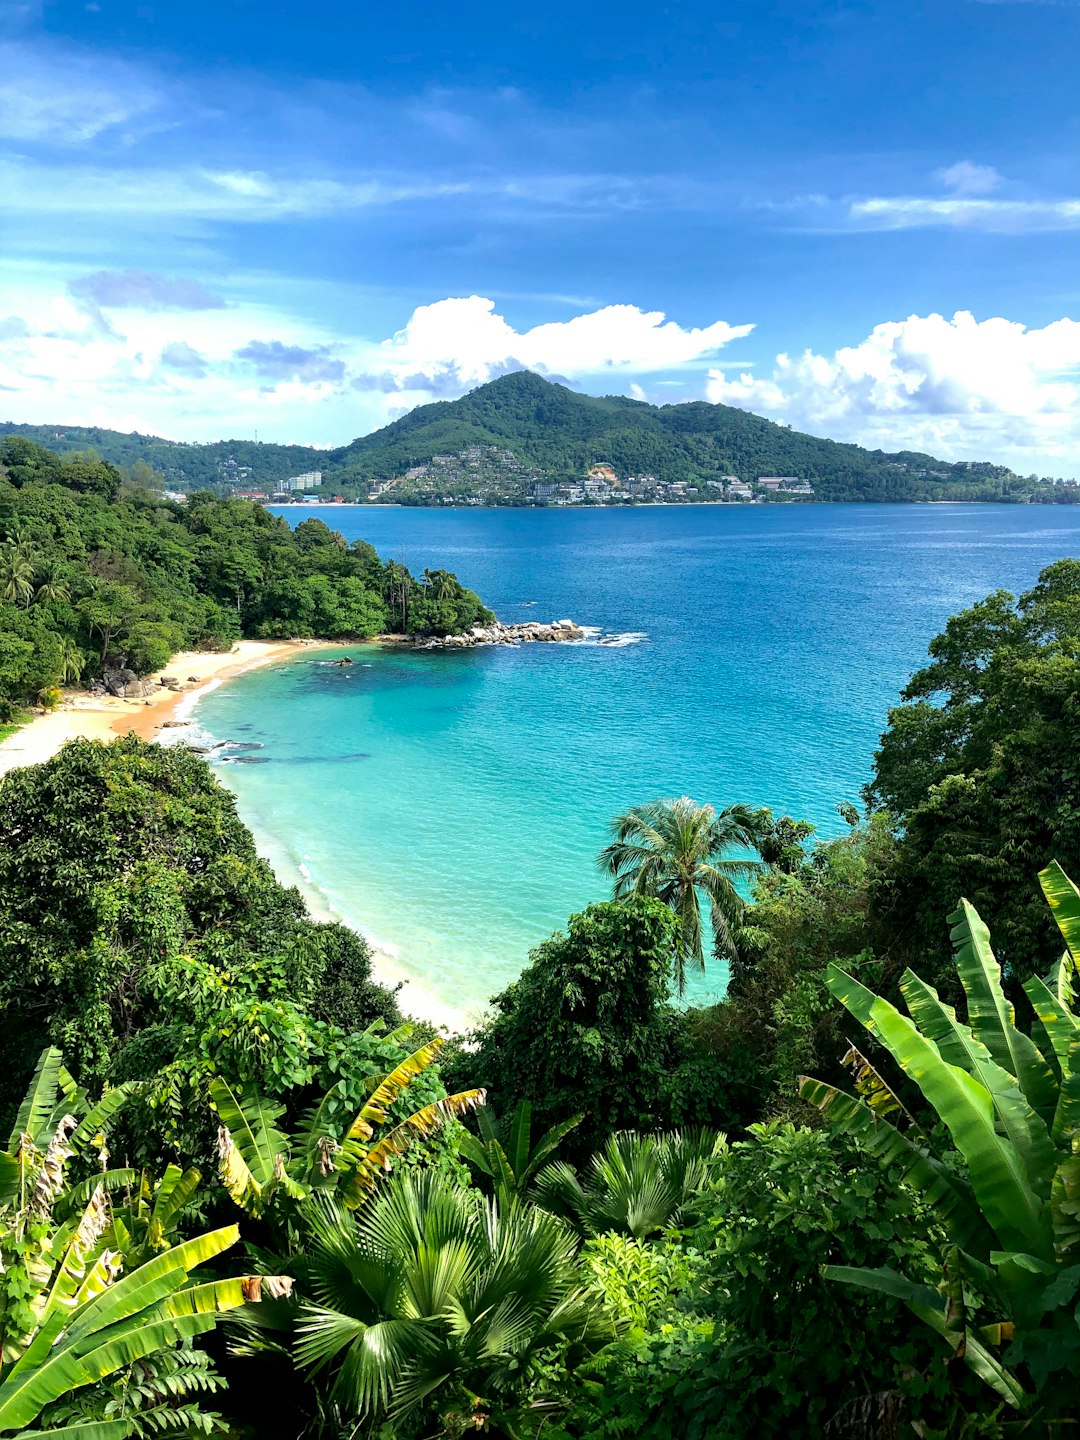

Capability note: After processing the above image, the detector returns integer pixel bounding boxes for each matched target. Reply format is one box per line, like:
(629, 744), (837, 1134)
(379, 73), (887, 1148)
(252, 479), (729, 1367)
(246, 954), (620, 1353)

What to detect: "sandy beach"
(0, 633), (475, 1027)
(0, 639), (307, 779)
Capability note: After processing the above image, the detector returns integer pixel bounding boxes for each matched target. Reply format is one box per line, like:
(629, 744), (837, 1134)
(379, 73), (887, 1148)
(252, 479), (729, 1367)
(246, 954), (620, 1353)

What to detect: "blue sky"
(2, 0), (1080, 472)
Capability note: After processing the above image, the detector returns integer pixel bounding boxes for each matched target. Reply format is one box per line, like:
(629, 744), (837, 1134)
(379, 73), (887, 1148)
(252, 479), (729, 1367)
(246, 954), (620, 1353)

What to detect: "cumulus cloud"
(707, 310), (1080, 471)
(935, 160), (1002, 196)
(70, 270), (226, 311)
(235, 339), (346, 383)
(361, 296), (752, 394)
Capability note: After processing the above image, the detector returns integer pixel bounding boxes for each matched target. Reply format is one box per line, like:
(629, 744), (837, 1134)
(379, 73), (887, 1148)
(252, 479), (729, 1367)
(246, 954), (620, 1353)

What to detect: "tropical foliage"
(0, 1048), (287, 1440)
(456, 1100), (583, 1207)
(0, 737), (401, 1115)
(600, 796), (762, 993)
(4, 566), (1080, 1439)
(802, 859), (1080, 1424)
(211, 1037), (485, 1226)
(869, 558), (1080, 981)
(534, 1129), (725, 1239)
(294, 1171), (610, 1437)
(447, 897), (679, 1157)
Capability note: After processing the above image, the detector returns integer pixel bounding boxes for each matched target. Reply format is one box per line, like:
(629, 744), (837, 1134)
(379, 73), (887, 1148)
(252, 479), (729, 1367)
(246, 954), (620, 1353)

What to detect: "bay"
(192, 503), (1080, 1023)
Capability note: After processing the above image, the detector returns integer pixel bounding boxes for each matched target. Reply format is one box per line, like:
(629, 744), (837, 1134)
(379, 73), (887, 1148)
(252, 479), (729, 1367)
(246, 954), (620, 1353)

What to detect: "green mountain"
(5, 372), (1076, 503)
(324, 371), (1064, 503)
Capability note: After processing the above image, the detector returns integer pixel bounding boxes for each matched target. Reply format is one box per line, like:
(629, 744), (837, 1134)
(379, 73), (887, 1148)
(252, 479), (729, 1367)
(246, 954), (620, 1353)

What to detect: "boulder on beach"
(103, 666), (146, 699)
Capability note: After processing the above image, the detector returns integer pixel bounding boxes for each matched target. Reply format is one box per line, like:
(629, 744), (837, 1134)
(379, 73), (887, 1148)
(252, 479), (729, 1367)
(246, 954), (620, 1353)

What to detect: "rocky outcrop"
(415, 618), (586, 650)
(102, 665), (150, 699)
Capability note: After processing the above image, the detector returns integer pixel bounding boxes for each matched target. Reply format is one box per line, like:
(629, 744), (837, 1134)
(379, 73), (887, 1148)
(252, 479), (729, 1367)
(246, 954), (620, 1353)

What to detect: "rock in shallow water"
(414, 619), (585, 650)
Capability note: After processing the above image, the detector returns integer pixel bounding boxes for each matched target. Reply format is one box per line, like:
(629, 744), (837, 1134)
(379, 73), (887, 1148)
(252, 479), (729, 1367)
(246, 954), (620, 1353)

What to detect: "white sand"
(0, 639), (306, 778)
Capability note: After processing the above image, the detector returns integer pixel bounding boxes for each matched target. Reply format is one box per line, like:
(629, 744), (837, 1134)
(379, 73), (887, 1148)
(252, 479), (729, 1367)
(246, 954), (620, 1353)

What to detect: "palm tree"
(33, 562), (70, 606)
(382, 560), (410, 632)
(55, 637), (84, 686)
(0, 543), (34, 608)
(423, 567), (455, 601)
(295, 1171), (608, 1435)
(599, 797), (762, 994)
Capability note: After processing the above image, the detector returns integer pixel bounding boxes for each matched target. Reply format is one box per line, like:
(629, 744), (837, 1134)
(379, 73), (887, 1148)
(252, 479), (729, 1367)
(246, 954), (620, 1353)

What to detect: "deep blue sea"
(192, 504), (1080, 1024)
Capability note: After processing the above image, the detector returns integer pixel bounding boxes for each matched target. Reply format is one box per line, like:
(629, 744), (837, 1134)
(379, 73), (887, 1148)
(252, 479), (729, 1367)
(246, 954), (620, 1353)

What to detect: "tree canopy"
(0, 436), (492, 710)
(868, 557), (1080, 981)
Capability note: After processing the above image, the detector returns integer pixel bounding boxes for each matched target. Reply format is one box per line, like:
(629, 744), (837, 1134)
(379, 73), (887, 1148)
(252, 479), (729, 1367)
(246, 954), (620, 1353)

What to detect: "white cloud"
(366, 296), (752, 392)
(707, 310), (1080, 474)
(0, 42), (162, 143)
(935, 160), (1002, 196)
(849, 195), (1080, 231)
(0, 283), (750, 443)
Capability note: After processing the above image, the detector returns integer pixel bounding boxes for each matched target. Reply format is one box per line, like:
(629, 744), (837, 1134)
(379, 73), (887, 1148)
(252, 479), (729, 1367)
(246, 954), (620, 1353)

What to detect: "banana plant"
(0, 1048), (137, 1214)
(800, 859), (1080, 1417)
(211, 1033), (485, 1227)
(0, 1218), (289, 1438)
(0, 1050), (291, 1438)
(457, 1099), (583, 1207)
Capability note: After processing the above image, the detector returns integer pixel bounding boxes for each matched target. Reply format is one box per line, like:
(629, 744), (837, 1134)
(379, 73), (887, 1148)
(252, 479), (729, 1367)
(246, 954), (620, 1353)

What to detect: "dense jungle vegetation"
(2, 558), (1080, 1438)
(9, 372), (1079, 502)
(0, 435), (492, 714)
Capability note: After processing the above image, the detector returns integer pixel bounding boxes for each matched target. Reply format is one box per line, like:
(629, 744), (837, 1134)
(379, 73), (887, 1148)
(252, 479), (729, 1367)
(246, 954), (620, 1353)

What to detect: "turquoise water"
(193, 504), (1080, 1022)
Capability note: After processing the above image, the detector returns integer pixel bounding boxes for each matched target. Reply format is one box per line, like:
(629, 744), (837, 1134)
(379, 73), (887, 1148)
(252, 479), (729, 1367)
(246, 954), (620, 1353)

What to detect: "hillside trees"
(445, 899), (679, 1157)
(0, 438), (492, 709)
(0, 738), (402, 1122)
(869, 558), (1080, 983)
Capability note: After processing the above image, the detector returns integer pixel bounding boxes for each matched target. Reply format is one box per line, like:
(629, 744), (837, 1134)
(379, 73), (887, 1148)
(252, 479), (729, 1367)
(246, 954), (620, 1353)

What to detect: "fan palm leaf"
(293, 1171), (607, 1432)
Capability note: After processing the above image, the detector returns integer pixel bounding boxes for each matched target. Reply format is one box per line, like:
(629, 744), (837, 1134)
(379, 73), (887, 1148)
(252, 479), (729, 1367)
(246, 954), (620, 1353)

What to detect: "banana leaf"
(948, 901), (1058, 1120)
(209, 1079), (286, 1195)
(18, 1420), (135, 1440)
(9, 1048), (64, 1150)
(1040, 861), (1080, 965)
(69, 1085), (134, 1151)
(823, 1265), (1026, 1408)
(899, 971), (1057, 1195)
(351, 1041), (445, 1132)
(872, 998), (1051, 1259)
(1023, 974), (1078, 1079)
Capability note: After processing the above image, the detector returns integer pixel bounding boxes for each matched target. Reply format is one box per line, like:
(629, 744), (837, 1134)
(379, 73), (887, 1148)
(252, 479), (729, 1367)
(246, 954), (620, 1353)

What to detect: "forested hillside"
(0, 421), (323, 491)
(330, 371), (1072, 502)
(0, 435), (491, 712)
(7, 371), (1077, 504)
